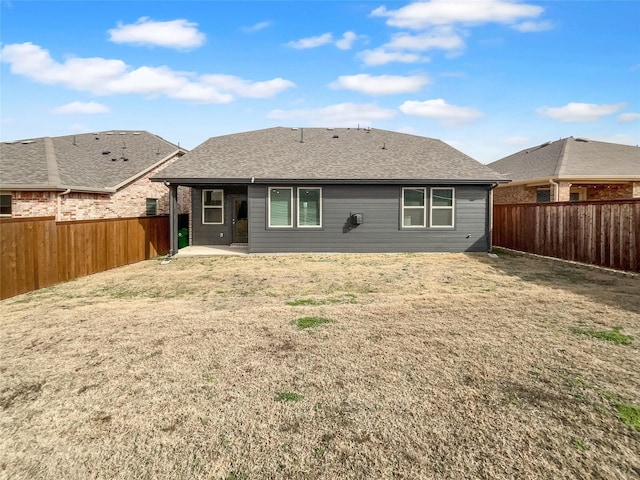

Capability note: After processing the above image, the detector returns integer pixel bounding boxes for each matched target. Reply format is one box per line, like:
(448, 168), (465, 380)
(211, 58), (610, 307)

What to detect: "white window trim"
(268, 187), (293, 228)
(402, 187), (427, 228)
(430, 187), (455, 228)
(202, 189), (224, 225)
(570, 186), (587, 201)
(297, 187), (322, 228)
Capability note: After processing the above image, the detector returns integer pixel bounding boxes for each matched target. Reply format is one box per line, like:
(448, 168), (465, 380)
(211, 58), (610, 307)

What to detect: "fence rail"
(1, 216), (170, 300)
(493, 199), (640, 272)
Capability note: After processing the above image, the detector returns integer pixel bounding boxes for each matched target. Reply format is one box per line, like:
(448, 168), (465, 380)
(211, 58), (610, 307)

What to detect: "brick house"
(488, 137), (640, 204)
(0, 131), (190, 221)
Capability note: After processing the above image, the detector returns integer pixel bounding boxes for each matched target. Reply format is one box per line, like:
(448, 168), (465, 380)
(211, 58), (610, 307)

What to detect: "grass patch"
(571, 436), (588, 452)
(276, 391), (304, 402)
(293, 316), (333, 329)
(287, 298), (321, 306)
(572, 326), (633, 345)
(616, 403), (640, 432)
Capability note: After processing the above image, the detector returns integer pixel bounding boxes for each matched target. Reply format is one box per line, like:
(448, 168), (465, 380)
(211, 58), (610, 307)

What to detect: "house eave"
(497, 176), (640, 188)
(0, 184), (116, 194)
(152, 177), (510, 186)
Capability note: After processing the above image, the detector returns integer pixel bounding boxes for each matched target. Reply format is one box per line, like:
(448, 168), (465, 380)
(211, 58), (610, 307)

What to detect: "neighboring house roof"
(152, 127), (508, 185)
(488, 137), (640, 184)
(1, 131), (186, 193)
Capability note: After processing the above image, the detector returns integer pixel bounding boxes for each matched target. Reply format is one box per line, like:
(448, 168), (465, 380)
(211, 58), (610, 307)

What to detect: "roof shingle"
(153, 127), (506, 183)
(1, 131), (184, 191)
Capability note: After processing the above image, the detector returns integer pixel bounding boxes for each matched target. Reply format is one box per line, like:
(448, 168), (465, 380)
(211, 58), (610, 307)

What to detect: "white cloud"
(242, 21), (272, 33)
(512, 20), (553, 32)
(399, 99), (484, 126)
(108, 17), (206, 49)
(385, 28), (465, 52)
(285, 33), (333, 49)
(536, 102), (627, 122)
(617, 112), (640, 123)
(335, 31), (357, 50)
(329, 74), (430, 95)
(52, 101), (111, 114)
(200, 75), (296, 98)
(268, 103), (396, 126)
(0, 42), (295, 104)
(371, 0), (544, 29)
(358, 48), (425, 66)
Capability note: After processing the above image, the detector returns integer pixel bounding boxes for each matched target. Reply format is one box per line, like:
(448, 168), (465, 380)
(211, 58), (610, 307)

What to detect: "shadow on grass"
(476, 248), (640, 315)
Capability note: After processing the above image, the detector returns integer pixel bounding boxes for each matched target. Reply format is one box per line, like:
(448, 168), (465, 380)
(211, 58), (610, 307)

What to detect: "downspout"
(57, 188), (71, 221)
(548, 178), (559, 202)
(487, 183), (498, 252)
(168, 183), (178, 257)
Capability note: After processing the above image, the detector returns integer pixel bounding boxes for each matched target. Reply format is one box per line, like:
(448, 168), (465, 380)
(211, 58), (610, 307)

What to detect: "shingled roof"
(488, 137), (640, 182)
(152, 127), (507, 184)
(1, 131), (185, 193)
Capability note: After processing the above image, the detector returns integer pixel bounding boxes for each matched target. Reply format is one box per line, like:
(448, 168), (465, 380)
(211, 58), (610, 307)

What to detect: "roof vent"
(119, 132), (127, 135)
(102, 150), (111, 155)
(332, 135), (339, 139)
(106, 132), (114, 135)
(133, 132), (141, 135)
(21, 140), (35, 144)
(575, 138), (589, 142)
(327, 128), (335, 131)
(291, 128), (298, 131)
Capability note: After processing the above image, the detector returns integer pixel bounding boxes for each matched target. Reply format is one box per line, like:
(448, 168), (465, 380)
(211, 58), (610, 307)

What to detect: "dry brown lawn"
(1, 250), (639, 480)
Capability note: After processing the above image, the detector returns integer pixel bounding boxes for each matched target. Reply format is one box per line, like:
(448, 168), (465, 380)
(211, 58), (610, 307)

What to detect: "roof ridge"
(554, 138), (570, 176)
(43, 137), (61, 186)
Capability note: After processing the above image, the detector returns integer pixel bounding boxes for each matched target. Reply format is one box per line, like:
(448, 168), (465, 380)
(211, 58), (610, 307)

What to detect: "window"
(145, 198), (158, 216)
(0, 194), (10, 217)
(269, 187), (293, 227)
(570, 186), (587, 202)
(402, 188), (426, 227)
(203, 189), (223, 224)
(430, 188), (454, 227)
(298, 188), (322, 227)
(536, 188), (551, 203)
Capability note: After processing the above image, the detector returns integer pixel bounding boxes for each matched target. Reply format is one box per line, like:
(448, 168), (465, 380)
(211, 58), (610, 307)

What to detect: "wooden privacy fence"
(493, 199), (640, 272)
(0, 216), (170, 300)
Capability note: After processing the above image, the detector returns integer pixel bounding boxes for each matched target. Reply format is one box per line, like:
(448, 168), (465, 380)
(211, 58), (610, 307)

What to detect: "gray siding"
(192, 186), (246, 245)
(248, 184), (490, 253)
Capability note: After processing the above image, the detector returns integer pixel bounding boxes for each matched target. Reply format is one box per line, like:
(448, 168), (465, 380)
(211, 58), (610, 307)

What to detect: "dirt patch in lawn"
(1, 252), (638, 479)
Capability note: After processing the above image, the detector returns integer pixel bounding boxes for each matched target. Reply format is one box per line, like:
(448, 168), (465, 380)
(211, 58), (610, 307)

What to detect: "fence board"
(493, 199), (640, 272)
(0, 216), (170, 300)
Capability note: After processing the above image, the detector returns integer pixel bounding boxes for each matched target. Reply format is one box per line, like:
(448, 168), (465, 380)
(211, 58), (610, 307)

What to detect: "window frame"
(401, 187), (427, 229)
(202, 189), (224, 225)
(297, 187), (323, 228)
(429, 187), (455, 228)
(145, 198), (158, 216)
(268, 187), (294, 228)
(0, 193), (11, 217)
(536, 188), (551, 203)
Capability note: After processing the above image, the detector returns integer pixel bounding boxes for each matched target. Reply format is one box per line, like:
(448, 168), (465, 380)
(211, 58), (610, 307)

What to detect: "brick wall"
(583, 183), (634, 201)
(7, 153), (192, 220)
(494, 181), (638, 204)
(493, 184), (538, 204)
(9, 191), (57, 217)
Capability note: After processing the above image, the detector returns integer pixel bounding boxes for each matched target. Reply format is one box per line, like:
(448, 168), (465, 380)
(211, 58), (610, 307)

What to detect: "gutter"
(151, 177), (511, 186)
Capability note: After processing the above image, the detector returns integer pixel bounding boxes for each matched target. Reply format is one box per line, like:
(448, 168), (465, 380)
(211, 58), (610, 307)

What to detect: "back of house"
(152, 127), (507, 254)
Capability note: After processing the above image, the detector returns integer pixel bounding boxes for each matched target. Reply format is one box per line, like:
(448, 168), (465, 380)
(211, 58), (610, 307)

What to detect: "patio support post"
(169, 183), (178, 256)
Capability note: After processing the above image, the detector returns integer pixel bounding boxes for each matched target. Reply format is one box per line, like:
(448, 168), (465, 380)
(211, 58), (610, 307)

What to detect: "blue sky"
(1, 0), (638, 163)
